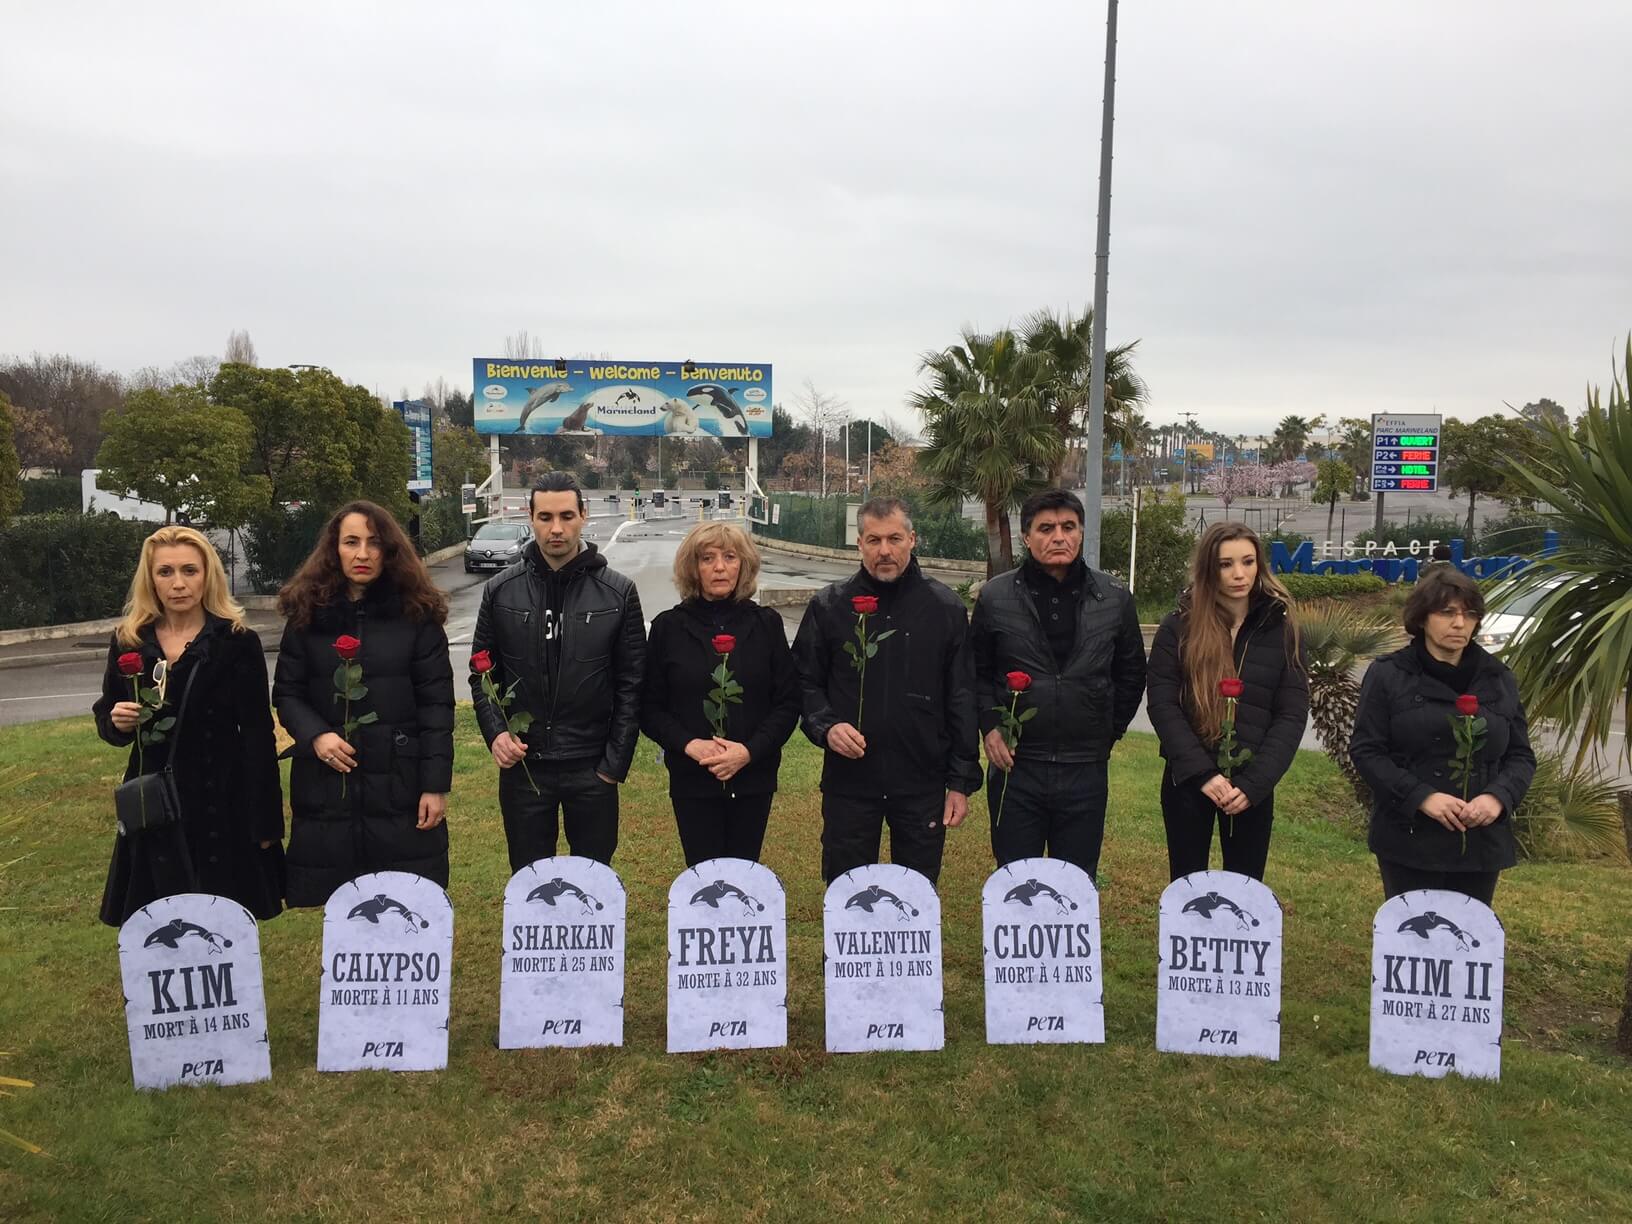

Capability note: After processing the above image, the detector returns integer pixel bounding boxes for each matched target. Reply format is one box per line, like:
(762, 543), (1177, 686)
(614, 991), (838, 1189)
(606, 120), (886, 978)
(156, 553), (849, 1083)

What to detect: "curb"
(750, 533), (987, 576)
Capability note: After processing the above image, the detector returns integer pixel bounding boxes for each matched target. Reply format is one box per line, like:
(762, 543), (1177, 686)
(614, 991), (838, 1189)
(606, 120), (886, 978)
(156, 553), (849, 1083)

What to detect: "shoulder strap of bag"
(163, 651), (205, 759)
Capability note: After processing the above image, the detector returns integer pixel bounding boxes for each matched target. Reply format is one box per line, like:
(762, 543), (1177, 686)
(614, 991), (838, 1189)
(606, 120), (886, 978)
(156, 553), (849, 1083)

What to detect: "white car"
(1477, 574), (1570, 651)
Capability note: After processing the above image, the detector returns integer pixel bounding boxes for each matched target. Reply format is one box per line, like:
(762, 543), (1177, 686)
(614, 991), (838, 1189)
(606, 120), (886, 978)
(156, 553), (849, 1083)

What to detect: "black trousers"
(1377, 858), (1500, 905)
(1161, 765), (1275, 882)
(821, 792), (946, 885)
(499, 759), (618, 870)
(672, 793), (773, 867)
(987, 759), (1109, 880)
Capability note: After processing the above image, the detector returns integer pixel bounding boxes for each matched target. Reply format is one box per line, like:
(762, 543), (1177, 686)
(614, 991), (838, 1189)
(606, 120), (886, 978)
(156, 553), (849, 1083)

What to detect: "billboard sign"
(1371, 413), (1441, 492)
(471, 358), (773, 438)
(392, 399), (434, 492)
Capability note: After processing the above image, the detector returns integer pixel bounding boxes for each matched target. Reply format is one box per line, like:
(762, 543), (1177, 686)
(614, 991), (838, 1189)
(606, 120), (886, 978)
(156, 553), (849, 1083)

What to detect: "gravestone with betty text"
(1156, 870), (1283, 1060)
(982, 858), (1103, 1045)
(501, 857), (625, 1048)
(1370, 890), (1503, 1080)
(667, 858), (787, 1052)
(318, 871), (453, 1072)
(824, 864), (943, 1052)
(118, 894), (271, 1090)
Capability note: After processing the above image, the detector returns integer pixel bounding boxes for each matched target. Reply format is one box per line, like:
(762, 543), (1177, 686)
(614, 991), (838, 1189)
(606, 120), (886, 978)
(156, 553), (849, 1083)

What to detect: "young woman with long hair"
(92, 526), (285, 924)
(1146, 522), (1309, 882)
(272, 500), (454, 905)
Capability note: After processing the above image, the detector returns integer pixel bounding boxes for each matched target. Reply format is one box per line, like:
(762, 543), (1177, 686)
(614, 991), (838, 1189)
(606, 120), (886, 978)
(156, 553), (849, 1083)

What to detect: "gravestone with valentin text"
(824, 863), (943, 1052)
(119, 894), (271, 1090)
(318, 871), (453, 1072)
(668, 858), (787, 1052)
(501, 856), (625, 1048)
(982, 858), (1103, 1045)
(1156, 870), (1283, 1059)
(1371, 890), (1503, 1080)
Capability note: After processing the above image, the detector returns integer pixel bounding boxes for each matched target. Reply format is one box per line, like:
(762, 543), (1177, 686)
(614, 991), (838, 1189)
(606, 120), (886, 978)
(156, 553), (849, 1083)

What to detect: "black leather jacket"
(469, 540), (646, 780)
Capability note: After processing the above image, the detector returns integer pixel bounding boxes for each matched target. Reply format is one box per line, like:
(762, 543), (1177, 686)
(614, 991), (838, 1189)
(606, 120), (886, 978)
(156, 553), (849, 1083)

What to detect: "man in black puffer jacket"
(971, 489), (1147, 878)
(793, 497), (981, 885)
(470, 472), (645, 869)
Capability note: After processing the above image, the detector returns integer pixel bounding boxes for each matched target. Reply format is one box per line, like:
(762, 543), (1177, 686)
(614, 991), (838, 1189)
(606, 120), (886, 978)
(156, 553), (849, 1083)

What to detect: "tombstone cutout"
(1370, 890), (1503, 1080)
(667, 858), (787, 1052)
(501, 857), (625, 1049)
(823, 864), (943, 1052)
(118, 894), (271, 1091)
(982, 858), (1103, 1045)
(1156, 870), (1283, 1060)
(318, 871), (453, 1072)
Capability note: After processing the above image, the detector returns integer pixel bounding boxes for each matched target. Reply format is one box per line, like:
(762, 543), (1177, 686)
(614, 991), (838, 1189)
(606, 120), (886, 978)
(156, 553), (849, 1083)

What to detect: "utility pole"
(1082, 0), (1120, 568)
(1177, 409), (1198, 496)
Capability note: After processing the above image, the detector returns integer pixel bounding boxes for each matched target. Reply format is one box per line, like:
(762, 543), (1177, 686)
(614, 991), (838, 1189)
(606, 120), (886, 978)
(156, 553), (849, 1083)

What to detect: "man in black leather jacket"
(970, 488), (1146, 879)
(470, 472), (645, 868)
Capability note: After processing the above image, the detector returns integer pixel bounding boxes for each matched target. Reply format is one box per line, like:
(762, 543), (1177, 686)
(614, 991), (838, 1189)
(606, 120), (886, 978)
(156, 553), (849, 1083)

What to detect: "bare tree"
(792, 378), (848, 496)
(0, 352), (125, 470)
(224, 329), (257, 366)
(504, 331), (544, 359)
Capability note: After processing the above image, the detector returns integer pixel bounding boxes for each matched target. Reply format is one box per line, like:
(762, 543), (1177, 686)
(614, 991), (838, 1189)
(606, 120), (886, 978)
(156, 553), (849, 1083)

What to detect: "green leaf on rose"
(1019, 707), (1038, 722)
(333, 665), (351, 691)
(842, 641), (858, 659)
(355, 711), (378, 725)
(873, 629), (896, 642)
(153, 717), (176, 731)
(509, 711), (533, 731)
(347, 686), (367, 700)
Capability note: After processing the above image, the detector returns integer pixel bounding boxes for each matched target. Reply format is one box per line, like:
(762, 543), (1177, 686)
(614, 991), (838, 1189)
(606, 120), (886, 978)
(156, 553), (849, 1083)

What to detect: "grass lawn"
(2, 711), (1630, 1222)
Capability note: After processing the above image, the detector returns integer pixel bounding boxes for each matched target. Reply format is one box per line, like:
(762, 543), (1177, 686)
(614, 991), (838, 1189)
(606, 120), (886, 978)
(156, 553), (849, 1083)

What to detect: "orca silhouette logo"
(347, 894), (431, 933)
(1003, 879), (1079, 915)
(1397, 911), (1480, 951)
(845, 885), (919, 923)
(1181, 891), (1260, 930)
(527, 877), (605, 915)
(144, 918), (233, 955)
(690, 880), (765, 915)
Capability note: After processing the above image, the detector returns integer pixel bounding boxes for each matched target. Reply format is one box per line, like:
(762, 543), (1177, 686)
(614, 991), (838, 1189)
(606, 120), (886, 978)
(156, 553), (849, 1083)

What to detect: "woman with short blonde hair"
(671, 521), (761, 601)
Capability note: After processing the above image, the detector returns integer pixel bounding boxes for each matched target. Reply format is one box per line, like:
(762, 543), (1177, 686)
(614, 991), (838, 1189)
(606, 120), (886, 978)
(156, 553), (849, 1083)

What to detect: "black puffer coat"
(93, 616), (285, 925)
(1147, 595), (1310, 806)
(1350, 641), (1535, 872)
(272, 580), (454, 906)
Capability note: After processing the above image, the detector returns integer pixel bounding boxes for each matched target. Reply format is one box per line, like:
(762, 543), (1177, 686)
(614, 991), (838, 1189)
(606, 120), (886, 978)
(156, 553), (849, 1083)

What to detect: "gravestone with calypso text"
(1370, 890), (1503, 1080)
(119, 894), (271, 1090)
(982, 858), (1103, 1045)
(1156, 870), (1283, 1060)
(824, 864), (943, 1053)
(318, 871), (453, 1072)
(668, 858), (788, 1052)
(501, 857), (625, 1049)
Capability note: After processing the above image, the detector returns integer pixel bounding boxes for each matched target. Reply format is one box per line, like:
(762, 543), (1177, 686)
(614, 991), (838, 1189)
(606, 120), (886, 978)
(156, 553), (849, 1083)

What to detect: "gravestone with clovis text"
(982, 858), (1103, 1045)
(667, 858), (787, 1052)
(1370, 890), (1504, 1080)
(501, 857), (625, 1049)
(1156, 870), (1283, 1060)
(824, 864), (943, 1052)
(119, 894), (271, 1091)
(318, 871), (453, 1072)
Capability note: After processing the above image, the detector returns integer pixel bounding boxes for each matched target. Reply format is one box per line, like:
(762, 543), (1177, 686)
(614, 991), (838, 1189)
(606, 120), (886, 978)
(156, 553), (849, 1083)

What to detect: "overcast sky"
(3, 1), (1628, 435)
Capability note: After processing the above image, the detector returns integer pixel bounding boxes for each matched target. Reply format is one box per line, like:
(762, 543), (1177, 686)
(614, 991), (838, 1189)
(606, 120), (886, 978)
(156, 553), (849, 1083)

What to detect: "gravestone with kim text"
(824, 864), (943, 1052)
(318, 871), (453, 1072)
(1156, 870), (1283, 1059)
(1370, 890), (1503, 1080)
(119, 894), (271, 1090)
(668, 858), (787, 1052)
(982, 858), (1104, 1044)
(500, 857), (625, 1048)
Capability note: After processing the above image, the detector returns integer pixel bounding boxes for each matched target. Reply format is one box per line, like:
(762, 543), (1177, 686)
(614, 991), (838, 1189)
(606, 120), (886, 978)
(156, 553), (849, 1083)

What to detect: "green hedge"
(418, 494), (468, 555)
(757, 493), (986, 563)
(1278, 572), (1387, 600)
(241, 504), (331, 594)
(0, 512), (152, 629)
(20, 476), (81, 516)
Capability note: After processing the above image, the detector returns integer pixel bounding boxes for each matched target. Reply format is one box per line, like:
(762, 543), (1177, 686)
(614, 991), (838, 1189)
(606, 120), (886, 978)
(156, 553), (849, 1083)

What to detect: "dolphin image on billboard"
(472, 358), (774, 438)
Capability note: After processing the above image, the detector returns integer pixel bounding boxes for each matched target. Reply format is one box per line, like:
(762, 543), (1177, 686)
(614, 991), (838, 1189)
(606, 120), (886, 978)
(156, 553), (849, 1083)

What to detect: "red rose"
(851, 595), (879, 615)
(334, 635), (362, 660)
(470, 650), (494, 674)
(712, 634), (737, 655)
(1456, 694), (1479, 717)
(1006, 670), (1033, 693)
(1219, 677), (1245, 699)
(116, 651), (144, 677)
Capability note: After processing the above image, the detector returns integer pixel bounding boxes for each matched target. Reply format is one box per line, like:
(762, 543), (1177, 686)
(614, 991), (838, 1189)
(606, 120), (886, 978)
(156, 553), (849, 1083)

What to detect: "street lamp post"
(1082, 0), (1120, 569)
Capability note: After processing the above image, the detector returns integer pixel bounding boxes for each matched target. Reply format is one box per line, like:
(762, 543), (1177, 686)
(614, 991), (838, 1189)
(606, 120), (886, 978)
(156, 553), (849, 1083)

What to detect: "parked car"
(1478, 573), (1570, 651)
(464, 520), (529, 573)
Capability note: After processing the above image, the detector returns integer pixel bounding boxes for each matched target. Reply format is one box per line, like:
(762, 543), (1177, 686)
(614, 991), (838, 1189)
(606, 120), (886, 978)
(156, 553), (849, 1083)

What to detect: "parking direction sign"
(1371, 414), (1441, 491)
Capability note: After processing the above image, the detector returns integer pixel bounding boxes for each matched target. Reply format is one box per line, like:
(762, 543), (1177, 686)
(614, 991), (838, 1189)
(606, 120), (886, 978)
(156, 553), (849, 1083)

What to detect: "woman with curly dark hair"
(272, 500), (454, 905)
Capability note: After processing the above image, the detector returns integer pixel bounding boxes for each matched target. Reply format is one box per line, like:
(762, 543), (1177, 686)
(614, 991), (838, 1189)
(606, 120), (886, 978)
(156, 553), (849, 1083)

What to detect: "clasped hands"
(685, 736), (751, 781)
(1201, 773), (1251, 817)
(1418, 791), (1503, 832)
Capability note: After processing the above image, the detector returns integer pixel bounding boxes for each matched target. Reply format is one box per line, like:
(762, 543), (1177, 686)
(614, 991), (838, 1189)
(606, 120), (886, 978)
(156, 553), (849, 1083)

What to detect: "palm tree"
(1270, 414), (1317, 464)
(911, 328), (1061, 575)
(1297, 601), (1402, 809)
(1019, 308), (1149, 488)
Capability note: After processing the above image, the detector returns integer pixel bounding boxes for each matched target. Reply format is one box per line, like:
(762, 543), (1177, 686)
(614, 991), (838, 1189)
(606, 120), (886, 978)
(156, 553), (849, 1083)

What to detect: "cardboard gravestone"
(501, 856), (626, 1049)
(1370, 890), (1504, 1080)
(318, 871), (453, 1072)
(667, 858), (787, 1052)
(824, 864), (943, 1052)
(982, 858), (1103, 1045)
(118, 894), (271, 1090)
(1156, 870), (1283, 1060)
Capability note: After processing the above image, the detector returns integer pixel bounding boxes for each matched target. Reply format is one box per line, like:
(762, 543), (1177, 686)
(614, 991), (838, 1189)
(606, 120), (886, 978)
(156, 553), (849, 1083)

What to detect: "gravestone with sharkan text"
(500, 856), (625, 1048)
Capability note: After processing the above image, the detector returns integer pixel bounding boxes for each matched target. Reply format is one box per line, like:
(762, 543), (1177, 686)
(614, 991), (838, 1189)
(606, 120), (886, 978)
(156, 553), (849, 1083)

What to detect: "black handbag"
(113, 656), (201, 837)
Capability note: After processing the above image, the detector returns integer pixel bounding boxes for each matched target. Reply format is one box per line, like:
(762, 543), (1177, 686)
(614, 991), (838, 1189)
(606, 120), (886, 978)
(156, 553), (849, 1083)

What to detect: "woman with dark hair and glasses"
(1350, 567), (1536, 903)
